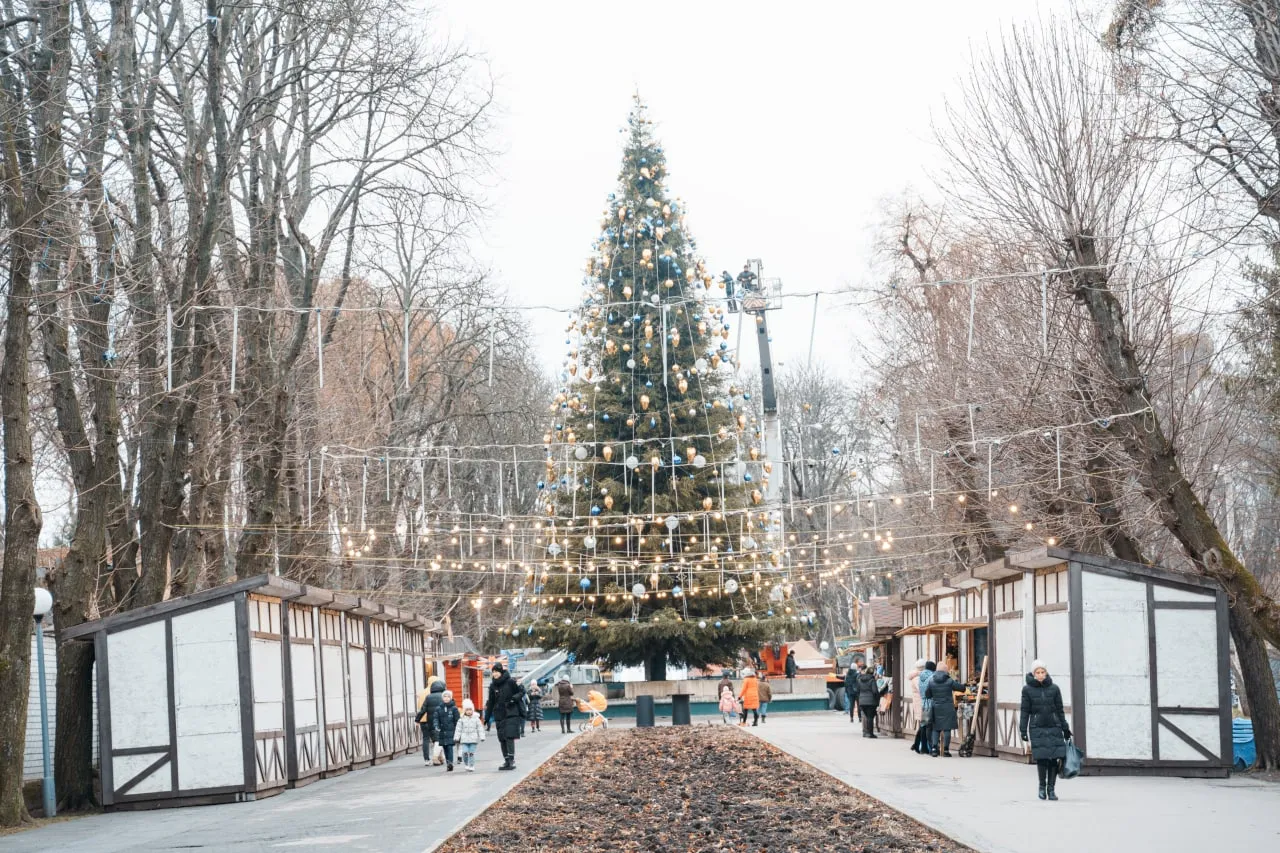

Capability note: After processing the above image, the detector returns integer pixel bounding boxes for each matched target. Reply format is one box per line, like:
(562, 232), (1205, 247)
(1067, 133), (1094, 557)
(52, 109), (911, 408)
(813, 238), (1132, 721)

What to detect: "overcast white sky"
(429, 0), (1072, 381)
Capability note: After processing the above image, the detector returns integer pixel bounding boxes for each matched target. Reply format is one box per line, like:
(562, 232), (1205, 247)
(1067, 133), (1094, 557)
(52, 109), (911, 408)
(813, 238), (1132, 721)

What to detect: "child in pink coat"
(719, 685), (739, 724)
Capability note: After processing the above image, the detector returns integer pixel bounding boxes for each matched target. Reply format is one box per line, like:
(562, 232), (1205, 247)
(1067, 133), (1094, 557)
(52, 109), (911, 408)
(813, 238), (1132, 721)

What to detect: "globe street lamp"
(32, 587), (55, 818)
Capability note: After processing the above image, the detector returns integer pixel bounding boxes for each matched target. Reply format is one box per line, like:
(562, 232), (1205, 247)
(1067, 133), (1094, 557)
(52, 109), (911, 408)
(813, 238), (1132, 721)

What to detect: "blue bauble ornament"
(831, 447), (841, 455)
(580, 621), (589, 630)
(672, 454), (683, 465)
(602, 413), (611, 421)
(744, 472), (754, 482)
(672, 585), (683, 597)
(743, 392), (752, 400)
(649, 418), (657, 428)
(767, 610), (775, 617)
(714, 621), (722, 628)
(590, 505), (601, 516)
(579, 577), (592, 590)
(536, 480), (545, 490)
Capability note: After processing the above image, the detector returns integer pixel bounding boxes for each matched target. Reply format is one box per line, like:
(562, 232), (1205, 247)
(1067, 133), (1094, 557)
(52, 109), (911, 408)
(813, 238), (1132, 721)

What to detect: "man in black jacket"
(484, 663), (526, 771)
(843, 661), (862, 723)
(414, 679), (446, 763)
(855, 666), (887, 738)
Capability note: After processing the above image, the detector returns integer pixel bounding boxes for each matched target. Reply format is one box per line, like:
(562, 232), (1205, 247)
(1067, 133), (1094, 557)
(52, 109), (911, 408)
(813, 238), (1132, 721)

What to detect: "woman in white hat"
(1020, 659), (1071, 800)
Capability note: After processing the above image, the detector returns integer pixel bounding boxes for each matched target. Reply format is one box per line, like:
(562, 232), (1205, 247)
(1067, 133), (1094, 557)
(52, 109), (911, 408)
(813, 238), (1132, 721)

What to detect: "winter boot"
(1038, 785), (1047, 800)
(1047, 764), (1059, 800)
(446, 763), (453, 772)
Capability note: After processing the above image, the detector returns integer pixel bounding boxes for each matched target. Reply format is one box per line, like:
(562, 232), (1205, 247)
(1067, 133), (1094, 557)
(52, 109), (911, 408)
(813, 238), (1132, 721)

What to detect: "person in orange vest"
(738, 669), (761, 727)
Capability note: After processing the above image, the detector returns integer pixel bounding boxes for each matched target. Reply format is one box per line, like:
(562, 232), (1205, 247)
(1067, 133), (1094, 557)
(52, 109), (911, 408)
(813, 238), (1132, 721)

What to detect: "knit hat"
(491, 662), (504, 673)
(1031, 659), (1048, 673)
(915, 658), (927, 669)
(462, 698), (475, 711)
(925, 660), (937, 671)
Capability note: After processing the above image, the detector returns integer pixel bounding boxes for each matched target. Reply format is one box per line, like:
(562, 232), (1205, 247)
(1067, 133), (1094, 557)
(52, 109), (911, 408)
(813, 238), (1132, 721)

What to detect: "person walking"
(527, 681), (544, 733)
(454, 698), (485, 772)
(556, 675), (576, 734)
(414, 677), (446, 764)
(855, 664), (887, 738)
(484, 663), (527, 771)
(757, 673), (773, 723)
(924, 663), (965, 757)
(719, 685), (739, 724)
(717, 671), (734, 697)
(844, 660), (863, 724)
(1020, 660), (1071, 801)
(431, 689), (461, 771)
(784, 650), (798, 679)
(738, 669), (761, 726)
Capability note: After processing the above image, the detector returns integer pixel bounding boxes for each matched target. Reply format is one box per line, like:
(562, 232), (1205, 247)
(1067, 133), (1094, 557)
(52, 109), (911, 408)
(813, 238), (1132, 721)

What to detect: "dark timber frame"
(63, 575), (440, 810)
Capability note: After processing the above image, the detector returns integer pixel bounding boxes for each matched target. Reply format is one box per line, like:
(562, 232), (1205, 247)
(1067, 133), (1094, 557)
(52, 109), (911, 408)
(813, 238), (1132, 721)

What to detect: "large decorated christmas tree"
(529, 99), (793, 679)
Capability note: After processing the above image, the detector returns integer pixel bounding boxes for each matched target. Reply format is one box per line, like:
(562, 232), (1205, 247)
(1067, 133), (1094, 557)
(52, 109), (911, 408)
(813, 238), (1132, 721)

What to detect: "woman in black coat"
(484, 664), (526, 771)
(1019, 660), (1071, 801)
(923, 663), (965, 757)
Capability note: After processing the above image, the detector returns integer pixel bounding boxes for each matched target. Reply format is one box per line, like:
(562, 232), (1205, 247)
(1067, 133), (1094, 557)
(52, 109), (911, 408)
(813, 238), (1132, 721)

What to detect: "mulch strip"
(436, 726), (972, 852)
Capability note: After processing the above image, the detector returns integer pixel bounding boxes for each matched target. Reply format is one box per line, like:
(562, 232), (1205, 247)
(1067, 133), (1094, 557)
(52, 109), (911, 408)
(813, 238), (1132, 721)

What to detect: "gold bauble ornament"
(656, 227), (666, 240)
(641, 248), (653, 261)
(640, 394), (650, 411)
(602, 446), (614, 462)
(622, 285), (633, 299)
(604, 494), (614, 510)
(686, 445), (697, 461)
(626, 416), (636, 427)
(670, 331), (680, 347)
(737, 414), (747, 430)
(644, 324), (653, 340)
(677, 378), (688, 394)
(567, 431), (577, 443)
(568, 363), (577, 376)
(545, 457), (555, 470)
(605, 340), (617, 355)
(703, 496), (714, 511)
(718, 426), (729, 439)
(749, 447), (760, 461)
(710, 354), (721, 367)
(751, 489), (763, 505)
(618, 208), (627, 221)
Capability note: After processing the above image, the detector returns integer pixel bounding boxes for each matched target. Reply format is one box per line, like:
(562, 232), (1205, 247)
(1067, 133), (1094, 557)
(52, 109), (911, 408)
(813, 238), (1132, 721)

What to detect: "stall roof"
(1007, 546), (1219, 590)
(973, 557), (1021, 580)
(896, 620), (988, 637)
(63, 575), (438, 641)
(63, 575), (304, 641)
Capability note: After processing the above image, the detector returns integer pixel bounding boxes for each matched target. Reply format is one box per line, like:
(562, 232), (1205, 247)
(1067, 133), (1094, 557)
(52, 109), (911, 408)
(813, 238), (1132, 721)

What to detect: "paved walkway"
(752, 712), (1280, 853)
(0, 729), (570, 853)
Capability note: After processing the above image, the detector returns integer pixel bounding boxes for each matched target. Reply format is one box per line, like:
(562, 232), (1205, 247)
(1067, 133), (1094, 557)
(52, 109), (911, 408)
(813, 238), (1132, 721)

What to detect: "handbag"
(431, 743), (445, 765)
(922, 702), (934, 727)
(1060, 739), (1084, 779)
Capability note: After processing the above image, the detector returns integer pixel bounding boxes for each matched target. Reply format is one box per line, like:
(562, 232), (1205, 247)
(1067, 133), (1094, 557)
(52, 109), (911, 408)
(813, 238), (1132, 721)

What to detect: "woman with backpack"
(556, 675), (576, 734)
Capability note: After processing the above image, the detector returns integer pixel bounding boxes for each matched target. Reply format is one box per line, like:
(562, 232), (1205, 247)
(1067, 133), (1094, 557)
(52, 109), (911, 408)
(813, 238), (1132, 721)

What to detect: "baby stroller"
(576, 689), (610, 732)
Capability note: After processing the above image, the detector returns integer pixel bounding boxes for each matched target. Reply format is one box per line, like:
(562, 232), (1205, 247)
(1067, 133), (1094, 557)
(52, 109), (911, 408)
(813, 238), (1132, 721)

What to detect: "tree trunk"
(644, 652), (668, 682)
(1069, 233), (1280, 769)
(50, 638), (96, 811)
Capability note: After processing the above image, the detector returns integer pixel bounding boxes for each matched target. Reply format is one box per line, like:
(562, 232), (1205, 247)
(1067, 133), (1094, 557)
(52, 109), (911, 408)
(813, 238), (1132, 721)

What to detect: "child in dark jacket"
(432, 690), (462, 771)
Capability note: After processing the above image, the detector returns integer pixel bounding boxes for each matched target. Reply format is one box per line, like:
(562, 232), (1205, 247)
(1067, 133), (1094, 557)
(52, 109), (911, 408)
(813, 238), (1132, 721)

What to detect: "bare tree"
(936, 18), (1280, 768)
(0, 0), (69, 825)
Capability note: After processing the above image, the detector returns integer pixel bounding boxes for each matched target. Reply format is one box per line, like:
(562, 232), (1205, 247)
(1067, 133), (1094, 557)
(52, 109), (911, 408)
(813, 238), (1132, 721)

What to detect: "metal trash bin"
(671, 693), (691, 726)
(636, 695), (655, 727)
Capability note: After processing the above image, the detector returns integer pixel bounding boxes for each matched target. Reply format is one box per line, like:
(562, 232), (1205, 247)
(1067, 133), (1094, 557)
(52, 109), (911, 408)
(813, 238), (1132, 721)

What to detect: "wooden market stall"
(893, 572), (992, 753)
(984, 546), (1231, 777)
(843, 597), (904, 735)
(62, 575), (436, 810)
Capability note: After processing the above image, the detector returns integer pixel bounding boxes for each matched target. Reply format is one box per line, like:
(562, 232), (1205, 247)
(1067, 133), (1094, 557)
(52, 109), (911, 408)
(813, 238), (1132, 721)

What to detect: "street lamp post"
(32, 587), (55, 818)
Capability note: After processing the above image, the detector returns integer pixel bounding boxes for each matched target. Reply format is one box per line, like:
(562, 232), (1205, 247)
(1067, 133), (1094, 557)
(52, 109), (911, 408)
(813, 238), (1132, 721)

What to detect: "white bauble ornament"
(625, 455), (640, 470)
(583, 535), (597, 549)
(632, 583), (647, 598)
(574, 446), (588, 460)
(665, 515), (680, 530)
(692, 454), (706, 468)
(724, 579), (740, 594)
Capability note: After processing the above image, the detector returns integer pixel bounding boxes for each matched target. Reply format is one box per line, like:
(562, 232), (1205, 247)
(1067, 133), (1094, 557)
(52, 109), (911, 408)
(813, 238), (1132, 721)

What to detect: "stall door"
(285, 603), (324, 785)
(347, 618), (374, 767)
(993, 609), (1026, 756)
(369, 620), (393, 761)
(318, 609), (351, 775)
(247, 594), (288, 794)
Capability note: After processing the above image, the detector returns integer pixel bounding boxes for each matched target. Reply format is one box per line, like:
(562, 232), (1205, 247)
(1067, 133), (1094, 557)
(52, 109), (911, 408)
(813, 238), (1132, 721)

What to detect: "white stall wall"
(1037, 609), (1073, 722)
(172, 602), (242, 790)
(1082, 572), (1152, 759)
(1154, 607), (1218, 709)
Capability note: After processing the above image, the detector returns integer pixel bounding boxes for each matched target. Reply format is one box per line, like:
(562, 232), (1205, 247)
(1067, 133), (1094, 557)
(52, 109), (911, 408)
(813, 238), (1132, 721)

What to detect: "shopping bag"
(1060, 739), (1084, 779)
(431, 744), (445, 765)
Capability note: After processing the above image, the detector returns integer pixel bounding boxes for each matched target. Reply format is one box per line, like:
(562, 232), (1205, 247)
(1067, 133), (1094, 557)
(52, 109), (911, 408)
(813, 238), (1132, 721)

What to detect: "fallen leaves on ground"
(437, 726), (971, 853)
